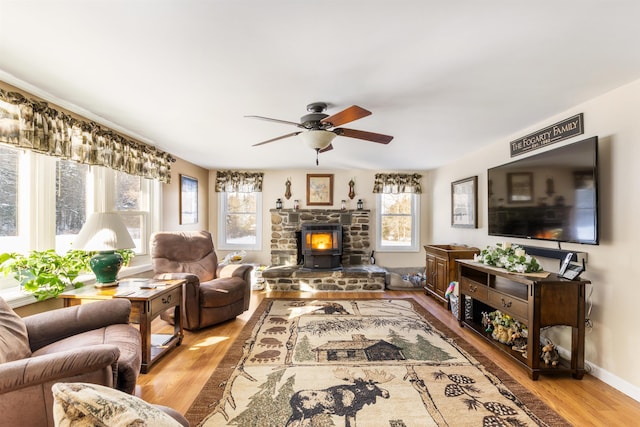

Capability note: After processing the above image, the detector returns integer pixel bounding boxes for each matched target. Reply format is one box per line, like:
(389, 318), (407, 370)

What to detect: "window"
(0, 146), (159, 292)
(115, 172), (142, 210)
(0, 146), (24, 290)
(114, 171), (148, 254)
(55, 160), (89, 253)
(376, 193), (420, 252)
(0, 145), (19, 239)
(218, 192), (262, 250)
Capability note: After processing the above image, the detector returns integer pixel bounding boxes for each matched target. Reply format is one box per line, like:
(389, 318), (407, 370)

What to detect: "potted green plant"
(0, 249), (91, 301)
(118, 249), (135, 268)
(1, 248), (136, 301)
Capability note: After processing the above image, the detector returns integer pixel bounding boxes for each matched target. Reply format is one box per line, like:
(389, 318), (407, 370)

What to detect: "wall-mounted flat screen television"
(487, 136), (598, 245)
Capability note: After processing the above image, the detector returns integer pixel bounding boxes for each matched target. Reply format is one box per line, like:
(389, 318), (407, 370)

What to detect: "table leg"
(62, 299), (82, 308)
(174, 305), (184, 345)
(137, 301), (151, 374)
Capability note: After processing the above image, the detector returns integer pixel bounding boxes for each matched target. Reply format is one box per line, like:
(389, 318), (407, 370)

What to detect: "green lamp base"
(90, 251), (124, 288)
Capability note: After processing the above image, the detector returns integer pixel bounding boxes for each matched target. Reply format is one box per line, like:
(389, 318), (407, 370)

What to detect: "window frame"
(375, 192), (420, 252)
(217, 191), (262, 251)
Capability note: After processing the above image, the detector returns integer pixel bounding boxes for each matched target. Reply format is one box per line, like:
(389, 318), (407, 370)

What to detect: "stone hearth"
(262, 264), (386, 292)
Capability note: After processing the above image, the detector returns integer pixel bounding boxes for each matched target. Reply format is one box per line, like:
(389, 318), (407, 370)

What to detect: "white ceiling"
(2, 1), (640, 171)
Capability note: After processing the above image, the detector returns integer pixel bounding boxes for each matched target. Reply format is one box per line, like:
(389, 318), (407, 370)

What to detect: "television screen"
(487, 137), (598, 245)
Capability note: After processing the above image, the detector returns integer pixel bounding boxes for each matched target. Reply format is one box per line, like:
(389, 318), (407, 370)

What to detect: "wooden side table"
(59, 278), (184, 374)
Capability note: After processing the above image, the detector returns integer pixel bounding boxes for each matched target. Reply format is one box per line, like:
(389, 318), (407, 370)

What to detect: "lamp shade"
(74, 212), (135, 252)
(74, 212), (135, 287)
(299, 130), (337, 150)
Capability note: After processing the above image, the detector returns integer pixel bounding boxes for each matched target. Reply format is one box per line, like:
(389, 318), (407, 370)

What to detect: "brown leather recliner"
(0, 297), (142, 427)
(150, 230), (252, 331)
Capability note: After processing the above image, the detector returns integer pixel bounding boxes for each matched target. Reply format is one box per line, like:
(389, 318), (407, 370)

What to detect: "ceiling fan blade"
(245, 115), (302, 127)
(321, 105), (371, 127)
(252, 132), (301, 146)
(319, 144), (334, 153)
(335, 128), (393, 144)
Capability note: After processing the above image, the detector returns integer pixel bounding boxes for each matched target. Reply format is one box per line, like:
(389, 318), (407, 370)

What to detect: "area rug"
(186, 298), (568, 426)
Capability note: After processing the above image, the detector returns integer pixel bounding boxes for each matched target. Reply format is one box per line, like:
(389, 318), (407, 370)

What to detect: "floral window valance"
(0, 88), (174, 183)
(372, 173), (422, 194)
(215, 171), (264, 192)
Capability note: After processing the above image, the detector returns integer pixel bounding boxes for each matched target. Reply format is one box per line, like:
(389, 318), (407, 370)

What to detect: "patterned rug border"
(185, 297), (569, 426)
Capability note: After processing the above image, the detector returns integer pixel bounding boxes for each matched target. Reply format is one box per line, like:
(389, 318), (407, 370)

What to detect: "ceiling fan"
(246, 102), (393, 165)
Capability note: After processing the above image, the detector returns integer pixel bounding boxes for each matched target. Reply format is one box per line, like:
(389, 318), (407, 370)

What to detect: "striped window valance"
(372, 173), (422, 194)
(0, 88), (174, 183)
(215, 171), (264, 192)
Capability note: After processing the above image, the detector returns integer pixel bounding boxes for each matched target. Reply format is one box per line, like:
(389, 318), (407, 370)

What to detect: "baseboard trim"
(556, 344), (640, 403)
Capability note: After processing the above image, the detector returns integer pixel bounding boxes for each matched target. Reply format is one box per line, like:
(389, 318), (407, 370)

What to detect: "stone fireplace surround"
(265, 208), (386, 291)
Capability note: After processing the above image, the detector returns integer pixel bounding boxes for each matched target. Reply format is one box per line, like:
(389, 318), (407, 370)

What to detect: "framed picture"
(508, 172), (533, 203)
(306, 174), (334, 206)
(179, 174), (198, 224)
(451, 176), (478, 228)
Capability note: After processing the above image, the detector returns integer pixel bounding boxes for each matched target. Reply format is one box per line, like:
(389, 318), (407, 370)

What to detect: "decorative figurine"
(541, 340), (560, 366)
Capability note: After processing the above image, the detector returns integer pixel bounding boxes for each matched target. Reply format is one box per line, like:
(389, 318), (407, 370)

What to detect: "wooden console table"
(59, 278), (184, 374)
(456, 260), (587, 380)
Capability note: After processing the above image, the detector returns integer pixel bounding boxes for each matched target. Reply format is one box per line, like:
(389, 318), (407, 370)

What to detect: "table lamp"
(74, 212), (135, 287)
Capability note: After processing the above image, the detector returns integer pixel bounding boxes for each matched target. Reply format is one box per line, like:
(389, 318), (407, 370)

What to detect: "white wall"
(209, 169), (429, 268)
(429, 78), (640, 400)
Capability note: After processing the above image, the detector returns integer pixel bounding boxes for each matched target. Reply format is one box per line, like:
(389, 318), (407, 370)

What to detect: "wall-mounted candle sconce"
(285, 178), (292, 200)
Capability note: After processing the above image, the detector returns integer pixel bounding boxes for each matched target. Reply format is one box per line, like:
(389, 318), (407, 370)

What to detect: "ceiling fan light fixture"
(299, 130), (336, 150)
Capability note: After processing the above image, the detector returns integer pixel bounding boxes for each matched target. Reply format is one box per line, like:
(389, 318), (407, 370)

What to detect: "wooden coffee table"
(59, 278), (184, 373)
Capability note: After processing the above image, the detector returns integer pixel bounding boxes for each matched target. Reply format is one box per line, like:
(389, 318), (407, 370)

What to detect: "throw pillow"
(0, 296), (32, 363)
(52, 382), (183, 427)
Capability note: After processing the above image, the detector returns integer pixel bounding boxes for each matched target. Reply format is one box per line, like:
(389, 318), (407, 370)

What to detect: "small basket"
(449, 294), (473, 320)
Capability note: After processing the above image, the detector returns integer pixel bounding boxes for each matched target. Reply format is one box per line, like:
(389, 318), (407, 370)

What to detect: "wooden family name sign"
(510, 113), (584, 157)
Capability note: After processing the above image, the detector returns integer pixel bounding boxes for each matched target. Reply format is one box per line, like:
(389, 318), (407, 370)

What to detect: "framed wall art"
(451, 176), (478, 228)
(179, 174), (198, 224)
(306, 174), (334, 206)
(508, 172), (533, 203)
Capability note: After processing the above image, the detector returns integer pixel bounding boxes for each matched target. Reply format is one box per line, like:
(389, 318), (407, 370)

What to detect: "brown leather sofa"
(150, 230), (252, 330)
(0, 297), (142, 427)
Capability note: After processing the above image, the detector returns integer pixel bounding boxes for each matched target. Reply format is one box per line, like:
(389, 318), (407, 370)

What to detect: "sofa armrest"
(24, 299), (132, 351)
(217, 264), (253, 311)
(217, 263), (252, 282)
(0, 345), (119, 394)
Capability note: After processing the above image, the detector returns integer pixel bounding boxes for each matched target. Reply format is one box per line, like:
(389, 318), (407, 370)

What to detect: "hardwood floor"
(136, 290), (640, 426)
